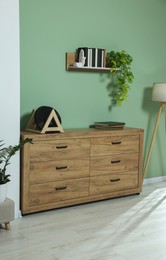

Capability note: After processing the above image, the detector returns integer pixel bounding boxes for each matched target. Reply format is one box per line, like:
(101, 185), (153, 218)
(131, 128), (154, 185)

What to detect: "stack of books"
(90, 121), (125, 129)
(77, 47), (105, 68)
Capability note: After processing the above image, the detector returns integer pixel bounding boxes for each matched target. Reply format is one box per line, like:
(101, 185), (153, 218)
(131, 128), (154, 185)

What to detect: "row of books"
(77, 47), (105, 68)
(90, 121), (125, 129)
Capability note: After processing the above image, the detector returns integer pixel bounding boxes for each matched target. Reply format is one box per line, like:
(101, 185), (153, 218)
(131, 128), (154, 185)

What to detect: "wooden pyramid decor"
(25, 109), (64, 134)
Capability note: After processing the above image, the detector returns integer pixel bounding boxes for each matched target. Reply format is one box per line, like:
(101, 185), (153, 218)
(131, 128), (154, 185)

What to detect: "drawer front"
(30, 139), (90, 161)
(90, 172), (138, 195)
(91, 135), (139, 156)
(29, 178), (89, 206)
(30, 159), (89, 184)
(90, 153), (139, 176)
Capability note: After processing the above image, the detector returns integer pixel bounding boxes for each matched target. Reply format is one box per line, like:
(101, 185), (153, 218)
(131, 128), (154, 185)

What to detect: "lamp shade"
(152, 82), (166, 102)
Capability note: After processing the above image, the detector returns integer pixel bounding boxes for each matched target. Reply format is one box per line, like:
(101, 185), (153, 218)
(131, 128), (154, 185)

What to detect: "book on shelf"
(97, 48), (105, 67)
(95, 48), (98, 67)
(88, 48), (92, 67)
(91, 48), (96, 67)
(101, 49), (105, 67)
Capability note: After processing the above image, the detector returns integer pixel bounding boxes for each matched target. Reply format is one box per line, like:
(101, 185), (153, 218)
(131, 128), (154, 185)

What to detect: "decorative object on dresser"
(90, 121), (125, 129)
(25, 106), (64, 134)
(143, 82), (166, 179)
(20, 127), (144, 215)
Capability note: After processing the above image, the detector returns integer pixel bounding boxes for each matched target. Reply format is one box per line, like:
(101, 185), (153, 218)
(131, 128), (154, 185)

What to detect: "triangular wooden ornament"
(41, 109), (64, 133)
(25, 109), (64, 134)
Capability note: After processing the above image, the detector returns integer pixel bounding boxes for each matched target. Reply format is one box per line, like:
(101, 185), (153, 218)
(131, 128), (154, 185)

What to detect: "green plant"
(106, 50), (134, 106)
(0, 138), (32, 184)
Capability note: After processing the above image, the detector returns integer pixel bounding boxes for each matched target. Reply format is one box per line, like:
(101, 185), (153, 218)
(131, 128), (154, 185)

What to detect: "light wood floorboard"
(0, 182), (166, 260)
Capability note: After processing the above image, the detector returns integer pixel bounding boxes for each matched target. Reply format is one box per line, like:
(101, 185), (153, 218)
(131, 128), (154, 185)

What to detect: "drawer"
(90, 153), (139, 176)
(90, 172), (138, 195)
(91, 135), (139, 156)
(30, 159), (89, 184)
(30, 138), (90, 162)
(29, 177), (89, 206)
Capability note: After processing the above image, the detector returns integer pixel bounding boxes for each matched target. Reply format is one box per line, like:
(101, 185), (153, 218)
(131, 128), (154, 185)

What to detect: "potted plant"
(0, 138), (32, 203)
(106, 50), (134, 107)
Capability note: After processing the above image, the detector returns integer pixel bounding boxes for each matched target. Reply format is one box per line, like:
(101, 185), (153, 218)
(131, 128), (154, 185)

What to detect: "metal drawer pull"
(55, 186), (67, 191)
(110, 178), (120, 182)
(111, 160), (121, 164)
(56, 166), (67, 170)
(56, 145), (68, 149)
(111, 141), (121, 145)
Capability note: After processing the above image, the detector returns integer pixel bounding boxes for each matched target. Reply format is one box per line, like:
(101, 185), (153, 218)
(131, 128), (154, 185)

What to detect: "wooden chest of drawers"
(20, 127), (144, 214)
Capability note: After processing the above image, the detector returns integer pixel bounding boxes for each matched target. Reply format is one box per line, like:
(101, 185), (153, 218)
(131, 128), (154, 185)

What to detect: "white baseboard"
(143, 176), (166, 185)
(15, 210), (22, 219)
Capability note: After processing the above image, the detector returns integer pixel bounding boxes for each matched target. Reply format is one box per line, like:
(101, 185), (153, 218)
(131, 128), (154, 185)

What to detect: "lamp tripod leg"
(165, 107), (166, 133)
(143, 103), (163, 181)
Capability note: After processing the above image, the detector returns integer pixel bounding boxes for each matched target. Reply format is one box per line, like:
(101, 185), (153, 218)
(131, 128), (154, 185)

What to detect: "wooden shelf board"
(67, 66), (110, 73)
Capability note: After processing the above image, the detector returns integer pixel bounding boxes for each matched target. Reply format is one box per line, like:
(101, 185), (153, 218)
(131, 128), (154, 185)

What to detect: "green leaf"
(106, 49), (134, 107)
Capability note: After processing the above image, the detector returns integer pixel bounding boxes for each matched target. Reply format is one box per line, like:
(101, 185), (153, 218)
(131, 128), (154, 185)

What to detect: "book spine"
(95, 48), (98, 67)
(91, 48), (96, 67)
(88, 48), (92, 67)
(103, 49), (106, 67)
(97, 49), (102, 67)
(101, 49), (104, 67)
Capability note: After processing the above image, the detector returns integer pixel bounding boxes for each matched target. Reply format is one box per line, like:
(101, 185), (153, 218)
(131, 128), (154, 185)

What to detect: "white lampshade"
(152, 82), (166, 102)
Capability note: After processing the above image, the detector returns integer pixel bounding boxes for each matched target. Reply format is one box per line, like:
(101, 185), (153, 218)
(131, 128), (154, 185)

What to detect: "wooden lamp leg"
(143, 102), (163, 181)
(5, 222), (11, 230)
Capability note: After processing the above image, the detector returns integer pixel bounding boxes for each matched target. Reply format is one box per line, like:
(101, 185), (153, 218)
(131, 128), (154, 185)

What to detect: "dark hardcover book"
(97, 48), (102, 67)
(77, 47), (89, 67)
(97, 48), (105, 67)
(91, 48), (96, 67)
(95, 125), (124, 129)
(94, 121), (125, 127)
(95, 48), (98, 67)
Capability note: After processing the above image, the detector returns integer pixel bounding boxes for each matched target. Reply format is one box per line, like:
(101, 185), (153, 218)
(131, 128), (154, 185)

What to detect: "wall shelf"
(66, 52), (110, 73)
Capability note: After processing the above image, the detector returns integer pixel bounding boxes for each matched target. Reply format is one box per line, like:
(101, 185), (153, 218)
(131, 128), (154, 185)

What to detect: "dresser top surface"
(21, 127), (144, 140)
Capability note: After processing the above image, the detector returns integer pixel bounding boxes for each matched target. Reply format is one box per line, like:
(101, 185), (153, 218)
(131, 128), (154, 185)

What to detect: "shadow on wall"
(142, 86), (158, 114)
(20, 113), (31, 131)
(99, 73), (117, 111)
(142, 86), (165, 177)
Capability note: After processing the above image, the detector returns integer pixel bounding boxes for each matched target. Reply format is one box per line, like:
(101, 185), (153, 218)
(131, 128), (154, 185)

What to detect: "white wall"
(0, 0), (20, 217)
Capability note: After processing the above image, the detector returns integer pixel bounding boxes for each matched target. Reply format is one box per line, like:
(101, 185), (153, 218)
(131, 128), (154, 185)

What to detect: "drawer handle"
(110, 178), (120, 182)
(55, 186), (67, 191)
(111, 160), (121, 164)
(56, 166), (68, 170)
(56, 145), (68, 149)
(111, 141), (121, 145)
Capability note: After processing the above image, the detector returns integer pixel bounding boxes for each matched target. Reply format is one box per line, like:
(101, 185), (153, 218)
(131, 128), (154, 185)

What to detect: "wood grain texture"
(20, 127), (144, 214)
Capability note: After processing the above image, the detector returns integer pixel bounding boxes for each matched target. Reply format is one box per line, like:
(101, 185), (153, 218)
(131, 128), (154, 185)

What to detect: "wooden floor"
(0, 182), (166, 260)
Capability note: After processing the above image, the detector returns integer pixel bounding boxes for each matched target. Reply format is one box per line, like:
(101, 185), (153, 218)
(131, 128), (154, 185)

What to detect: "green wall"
(20, 0), (166, 179)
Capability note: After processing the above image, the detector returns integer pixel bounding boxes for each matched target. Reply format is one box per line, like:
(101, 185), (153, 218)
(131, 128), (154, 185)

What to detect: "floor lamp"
(143, 82), (166, 180)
